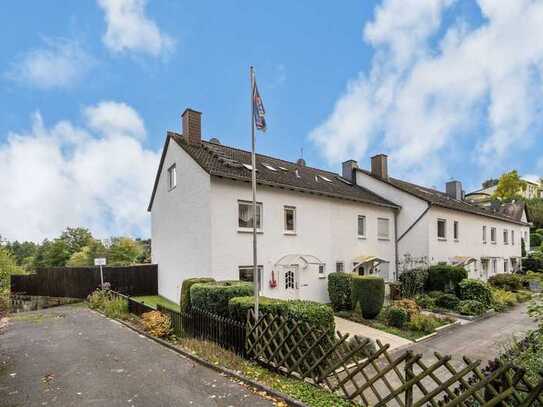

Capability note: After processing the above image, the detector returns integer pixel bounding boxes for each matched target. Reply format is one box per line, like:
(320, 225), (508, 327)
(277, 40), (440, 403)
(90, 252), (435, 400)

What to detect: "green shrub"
(190, 280), (253, 316)
(87, 289), (128, 319)
(328, 272), (352, 311)
(228, 296), (335, 333)
(523, 252), (543, 273)
(407, 314), (442, 334)
(458, 279), (492, 308)
(351, 276), (385, 319)
(488, 273), (524, 291)
(516, 291), (533, 303)
(392, 299), (420, 320)
(436, 293), (460, 310)
(427, 290), (444, 299)
(457, 300), (485, 316)
(492, 288), (517, 312)
(398, 268), (428, 298)
(385, 306), (409, 328)
(180, 277), (215, 313)
(415, 294), (436, 310)
(426, 264), (468, 293)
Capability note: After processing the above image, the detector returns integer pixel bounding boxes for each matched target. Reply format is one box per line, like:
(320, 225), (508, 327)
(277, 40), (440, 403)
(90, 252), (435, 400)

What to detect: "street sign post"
(94, 258), (107, 289)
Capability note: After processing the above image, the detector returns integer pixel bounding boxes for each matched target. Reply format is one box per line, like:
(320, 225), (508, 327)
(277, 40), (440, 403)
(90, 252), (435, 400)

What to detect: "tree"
(66, 239), (108, 267)
(482, 178), (499, 189)
(0, 246), (25, 292)
(59, 227), (93, 254)
(493, 170), (524, 201)
(32, 239), (70, 268)
(107, 237), (144, 266)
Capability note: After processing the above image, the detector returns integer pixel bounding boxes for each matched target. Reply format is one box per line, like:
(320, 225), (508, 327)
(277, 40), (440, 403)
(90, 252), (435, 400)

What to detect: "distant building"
(466, 178), (543, 206)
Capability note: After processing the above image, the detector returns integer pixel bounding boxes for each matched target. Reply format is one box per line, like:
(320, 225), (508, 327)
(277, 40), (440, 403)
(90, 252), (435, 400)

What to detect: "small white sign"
(94, 258), (107, 266)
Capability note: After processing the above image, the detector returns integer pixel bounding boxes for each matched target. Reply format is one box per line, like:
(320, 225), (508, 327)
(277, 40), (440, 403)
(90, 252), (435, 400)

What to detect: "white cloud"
(84, 101), (145, 139)
(5, 38), (94, 89)
(310, 0), (543, 185)
(0, 102), (160, 242)
(97, 0), (174, 57)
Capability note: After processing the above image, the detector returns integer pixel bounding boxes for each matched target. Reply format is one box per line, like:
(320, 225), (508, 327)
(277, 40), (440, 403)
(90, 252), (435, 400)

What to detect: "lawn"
(132, 295), (180, 312)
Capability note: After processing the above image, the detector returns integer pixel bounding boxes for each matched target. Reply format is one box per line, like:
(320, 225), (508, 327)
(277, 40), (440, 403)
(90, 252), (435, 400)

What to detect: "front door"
(283, 266), (298, 299)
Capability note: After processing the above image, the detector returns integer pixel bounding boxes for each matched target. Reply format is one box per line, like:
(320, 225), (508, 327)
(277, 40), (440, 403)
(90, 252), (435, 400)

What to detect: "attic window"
(242, 164), (254, 171)
(262, 163), (278, 172)
(279, 166), (289, 171)
(314, 176), (319, 182)
(318, 175), (333, 183)
(295, 169), (301, 178)
(336, 176), (352, 185)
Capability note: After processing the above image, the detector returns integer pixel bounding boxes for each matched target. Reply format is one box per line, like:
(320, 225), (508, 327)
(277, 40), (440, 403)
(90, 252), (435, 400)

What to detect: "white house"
(346, 156), (531, 281)
(149, 109), (530, 304)
(149, 109), (400, 303)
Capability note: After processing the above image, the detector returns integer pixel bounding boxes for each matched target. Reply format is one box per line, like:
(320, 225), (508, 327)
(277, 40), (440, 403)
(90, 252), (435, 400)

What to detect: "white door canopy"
(275, 254), (324, 269)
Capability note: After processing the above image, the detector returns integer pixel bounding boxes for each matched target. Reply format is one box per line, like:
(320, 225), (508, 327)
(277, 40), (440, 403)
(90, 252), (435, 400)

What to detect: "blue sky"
(1, 0), (543, 241)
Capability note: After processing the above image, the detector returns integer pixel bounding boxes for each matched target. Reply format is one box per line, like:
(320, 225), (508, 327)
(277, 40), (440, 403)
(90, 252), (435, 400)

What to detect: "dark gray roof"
(147, 133), (400, 211)
(357, 169), (529, 226)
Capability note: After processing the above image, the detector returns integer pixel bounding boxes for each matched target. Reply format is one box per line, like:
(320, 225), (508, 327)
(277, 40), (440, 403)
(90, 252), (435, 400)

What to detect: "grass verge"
(132, 295), (180, 312)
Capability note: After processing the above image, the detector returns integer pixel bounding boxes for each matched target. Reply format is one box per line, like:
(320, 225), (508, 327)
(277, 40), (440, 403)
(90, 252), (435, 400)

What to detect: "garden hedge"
(458, 279), (492, 308)
(190, 280), (253, 316)
(425, 264), (467, 293)
(328, 272), (352, 311)
(228, 296), (335, 333)
(351, 275), (385, 319)
(488, 273), (524, 291)
(179, 277), (215, 313)
(457, 300), (485, 316)
(435, 293), (460, 310)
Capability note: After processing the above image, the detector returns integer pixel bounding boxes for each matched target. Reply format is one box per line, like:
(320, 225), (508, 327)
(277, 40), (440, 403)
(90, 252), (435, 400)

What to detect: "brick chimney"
(182, 108), (202, 145)
(342, 160), (358, 182)
(371, 154), (388, 180)
(446, 180), (463, 200)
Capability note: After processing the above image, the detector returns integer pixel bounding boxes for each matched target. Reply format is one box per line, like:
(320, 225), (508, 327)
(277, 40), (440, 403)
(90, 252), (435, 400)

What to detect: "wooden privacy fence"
(246, 310), (543, 406)
(11, 264), (158, 298)
(157, 305), (246, 356)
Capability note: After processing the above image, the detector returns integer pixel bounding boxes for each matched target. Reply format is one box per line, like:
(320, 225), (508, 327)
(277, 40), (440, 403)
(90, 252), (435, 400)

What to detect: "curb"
(92, 309), (308, 407)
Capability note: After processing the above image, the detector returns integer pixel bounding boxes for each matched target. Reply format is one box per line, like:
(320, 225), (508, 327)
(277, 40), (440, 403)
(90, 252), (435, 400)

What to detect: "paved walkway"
(334, 316), (413, 350)
(399, 303), (537, 363)
(0, 305), (274, 407)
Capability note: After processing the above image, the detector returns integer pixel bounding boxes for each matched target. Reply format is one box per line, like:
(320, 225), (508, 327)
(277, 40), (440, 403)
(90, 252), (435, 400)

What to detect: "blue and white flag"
(252, 80), (267, 132)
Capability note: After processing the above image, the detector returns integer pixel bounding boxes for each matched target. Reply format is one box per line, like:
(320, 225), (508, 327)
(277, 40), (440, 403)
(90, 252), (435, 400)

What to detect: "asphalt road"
(0, 305), (274, 407)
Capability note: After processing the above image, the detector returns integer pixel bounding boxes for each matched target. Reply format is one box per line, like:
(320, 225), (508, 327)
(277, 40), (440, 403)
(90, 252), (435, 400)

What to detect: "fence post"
(405, 351), (414, 407)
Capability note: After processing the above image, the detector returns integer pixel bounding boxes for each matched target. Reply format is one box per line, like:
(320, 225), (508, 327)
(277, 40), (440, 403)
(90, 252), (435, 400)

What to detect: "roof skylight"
(336, 176), (352, 185)
(242, 164), (254, 171)
(262, 163), (278, 172)
(279, 166), (289, 171)
(318, 175), (333, 183)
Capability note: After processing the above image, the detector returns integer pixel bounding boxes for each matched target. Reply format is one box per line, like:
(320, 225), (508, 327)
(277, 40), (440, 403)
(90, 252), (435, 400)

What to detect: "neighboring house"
(149, 109), (531, 304)
(149, 109), (399, 303)
(347, 157), (530, 281)
(466, 178), (543, 205)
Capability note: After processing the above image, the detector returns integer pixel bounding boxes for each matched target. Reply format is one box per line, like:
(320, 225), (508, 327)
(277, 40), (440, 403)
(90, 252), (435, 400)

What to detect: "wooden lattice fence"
(246, 310), (543, 406)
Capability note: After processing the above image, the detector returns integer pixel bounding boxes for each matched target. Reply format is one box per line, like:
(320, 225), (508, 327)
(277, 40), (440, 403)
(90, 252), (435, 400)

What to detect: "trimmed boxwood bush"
(180, 277), (215, 312)
(458, 279), (492, 308)
(398, 268), (428, 298)
(426, 264), (467, 293)
(228, 296), (335, 333)
(457, 300), (485, 316)
(436, 293), (460, 310)
(488, 273), (524, 291)
(328, 272), (352, 311)
(352, 275), (385, 319)
(190, 280), (253, 316)
(386, 306), (408, 328)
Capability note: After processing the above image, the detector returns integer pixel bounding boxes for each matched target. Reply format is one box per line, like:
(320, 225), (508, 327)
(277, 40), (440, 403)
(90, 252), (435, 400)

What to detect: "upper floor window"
(437, 219), (447, 240)
(238, 201), (262, 231)
(167, 164), (176, 190)
(453, 221), (459, 241)
(357, 215), (366, 238)
(482, 226), (487, 243)
(377, 218), (390, 240)
(511, 230), (515, 245)
(490, 227), (497, 244)
(284, 206), (296, 233)
(503, 229), (509, 245)
(336, 262), (344, 273)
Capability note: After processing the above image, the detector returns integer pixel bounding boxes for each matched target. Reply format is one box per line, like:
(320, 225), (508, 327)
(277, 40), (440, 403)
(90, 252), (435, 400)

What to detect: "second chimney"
(182, 108), (202, 145)
(371, 154), (388, 180)
(342, 160), (358, 182)
(446, 180), (463, 200)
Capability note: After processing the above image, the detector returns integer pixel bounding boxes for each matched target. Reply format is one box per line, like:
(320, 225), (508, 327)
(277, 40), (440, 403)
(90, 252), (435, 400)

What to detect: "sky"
(1, 0), (543, 242)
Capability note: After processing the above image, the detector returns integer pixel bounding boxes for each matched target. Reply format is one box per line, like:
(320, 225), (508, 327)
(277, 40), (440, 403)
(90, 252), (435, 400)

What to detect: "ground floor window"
(239, 265), (263, 288)
(336, 262), (344, 273)
(492, 259), (497, 275)
(504, 259), (509, 273)
(285, 269), (295, 290)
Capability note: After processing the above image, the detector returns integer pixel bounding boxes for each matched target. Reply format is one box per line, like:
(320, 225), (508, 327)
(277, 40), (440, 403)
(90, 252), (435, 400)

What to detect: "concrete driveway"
(0, 305), (274, 407)
(398, 303), (537, 363)
(334, 316), (413, 350)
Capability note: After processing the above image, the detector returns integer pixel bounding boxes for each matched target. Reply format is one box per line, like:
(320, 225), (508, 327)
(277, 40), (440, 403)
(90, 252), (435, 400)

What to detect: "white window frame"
(283, 206), (296, 234)
(336, 262), (344, 273)
(357, 215), (366, 238)
(238, 200), (263, 232)
(490, 227), (497, 244)
(167, 164), (176, 190)
(503, 229), (509, 245)
(511, 230), (515, 245)
(318, 264), (326, 279)
(453, 221), (459, 241)
(377, 218), (390, 240)
(437, 219), (447, 240)
(238, 265), (263, 289)
(483, 225), (487, 244)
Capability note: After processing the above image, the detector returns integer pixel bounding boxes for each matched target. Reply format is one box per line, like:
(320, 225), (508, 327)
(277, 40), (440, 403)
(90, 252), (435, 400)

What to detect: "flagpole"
(250, 66), (259, 319)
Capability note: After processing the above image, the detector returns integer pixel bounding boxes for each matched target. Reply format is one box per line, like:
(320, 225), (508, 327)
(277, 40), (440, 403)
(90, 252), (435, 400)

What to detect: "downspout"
(393, 208), (399, 280)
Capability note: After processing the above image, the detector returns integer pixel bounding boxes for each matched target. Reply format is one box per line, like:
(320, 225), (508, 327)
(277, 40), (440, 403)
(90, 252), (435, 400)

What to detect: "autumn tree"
(493, 170), (524, 201)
